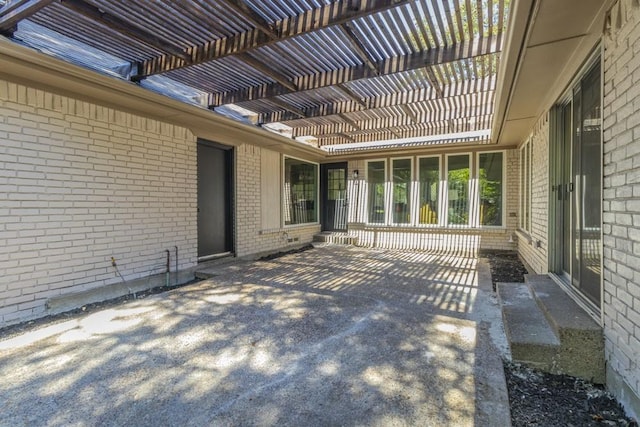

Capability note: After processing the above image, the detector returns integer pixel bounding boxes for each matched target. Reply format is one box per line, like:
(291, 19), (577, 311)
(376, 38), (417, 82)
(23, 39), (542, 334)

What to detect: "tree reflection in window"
(367, 161), (385, 224)
(479, 152), (503, 226)
(419, 157), (439, 225)
(284, 158), (317, 225)
(392, 159), (411, 224)
(447, 155), (470, 225)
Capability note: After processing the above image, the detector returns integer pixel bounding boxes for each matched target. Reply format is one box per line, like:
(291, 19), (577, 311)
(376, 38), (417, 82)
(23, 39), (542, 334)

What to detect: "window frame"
(365, 158), (388, 225)
(476, 150), (506, 229)
(416, 155), (443, 227)
(444, 152), (472, 228)
(282, 155), (320, 227)
(519, 140), (532, 234)
(390, 157), (414, 226)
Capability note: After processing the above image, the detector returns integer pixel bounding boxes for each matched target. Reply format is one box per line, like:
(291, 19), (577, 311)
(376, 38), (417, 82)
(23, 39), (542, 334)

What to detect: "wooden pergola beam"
(335, 83), (369, 109)
(218, 0), (279, 40)
(316, 117), (493, 145)
(289, 99), (494, 137)
(268, 97), (306, 119)
(132, 0), (409, 81)
(338, 23), (380, 75)
(237, 53), (297, 92)
(256, 77), (496, 123)
(209, 35), (500, 106)
(59, 0), (192, 64)
(0, 0), (53, 35)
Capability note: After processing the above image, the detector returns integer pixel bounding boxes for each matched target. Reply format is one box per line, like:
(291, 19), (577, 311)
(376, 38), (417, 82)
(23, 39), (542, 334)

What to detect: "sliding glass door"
(552, 59), (602, 308)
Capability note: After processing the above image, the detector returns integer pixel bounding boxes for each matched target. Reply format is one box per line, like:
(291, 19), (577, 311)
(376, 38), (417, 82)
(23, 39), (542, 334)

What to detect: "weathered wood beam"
(424, 67), (444, 98)
(209, 35), (500, 106)
(335, 83), (369, 109)
(0, 0), (53, 35)
(317, 117), (493, 145)
(338, 113), (361, 131)
(132, 0), (409, 80)
(60, 0), (192, 64)
(290, 99), (494, 137)
(399, 104), (418, 123)
(257, 77), (496, 123)
(218, 0), (278, 40)
(338, 23), (379, 75)
(237, 53), (297, 92)
(268, 97), (306, 119)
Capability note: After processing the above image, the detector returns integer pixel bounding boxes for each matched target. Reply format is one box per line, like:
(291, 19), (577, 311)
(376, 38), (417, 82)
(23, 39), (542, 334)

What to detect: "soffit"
(493, 0), (613, 146)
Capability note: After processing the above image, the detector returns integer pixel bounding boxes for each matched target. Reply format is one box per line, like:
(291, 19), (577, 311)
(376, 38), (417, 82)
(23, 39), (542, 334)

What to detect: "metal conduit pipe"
(174, 245), (178, 286)
(165, 249), (170, 287)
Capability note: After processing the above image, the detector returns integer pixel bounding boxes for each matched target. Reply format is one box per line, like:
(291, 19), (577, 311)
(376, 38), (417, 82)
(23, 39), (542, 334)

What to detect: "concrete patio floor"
(0, 246), (511, 426)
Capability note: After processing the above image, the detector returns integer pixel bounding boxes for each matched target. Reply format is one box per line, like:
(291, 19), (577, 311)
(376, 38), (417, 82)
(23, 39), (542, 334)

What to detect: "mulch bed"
(484, 251), (636, 426)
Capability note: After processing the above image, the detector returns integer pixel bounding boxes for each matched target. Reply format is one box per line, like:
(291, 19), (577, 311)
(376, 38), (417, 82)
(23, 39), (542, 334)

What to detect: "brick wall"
(602, 0), (640, 416)
(235, 144), (320, 258)
(518, 114), (550, 274)
(0, 79), (198, 325)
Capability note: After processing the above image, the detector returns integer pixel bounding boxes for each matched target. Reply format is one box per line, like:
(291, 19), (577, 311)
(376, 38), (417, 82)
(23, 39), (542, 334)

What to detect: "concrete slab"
(0, 246), (510, 426)
(526, 275), (605, 383)
(496, 282), (560, 368)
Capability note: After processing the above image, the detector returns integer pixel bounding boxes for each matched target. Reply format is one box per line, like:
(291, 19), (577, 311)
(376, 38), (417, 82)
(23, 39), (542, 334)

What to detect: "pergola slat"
(209, 35), (499, 106)
(132, 0), (410, 81)
(59, 0), (192, 64)
(0, 0), (53, 34)
(257, 76), (496, 124)
(289, 97), (494, 137)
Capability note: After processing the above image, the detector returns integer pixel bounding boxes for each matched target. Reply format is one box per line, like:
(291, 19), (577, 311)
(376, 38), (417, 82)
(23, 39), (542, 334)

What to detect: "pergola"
(0, 0), (509, 152)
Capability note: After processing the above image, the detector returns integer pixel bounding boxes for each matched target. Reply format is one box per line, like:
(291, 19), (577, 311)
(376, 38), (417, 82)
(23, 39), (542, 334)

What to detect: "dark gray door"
(197, 142), (233, 258)
(321, 163), (348, 231)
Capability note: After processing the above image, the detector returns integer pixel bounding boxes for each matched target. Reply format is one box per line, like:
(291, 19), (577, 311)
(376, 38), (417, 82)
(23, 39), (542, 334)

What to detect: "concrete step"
(525, 275), (605, 383)
(312, 232), (358, 245)
(497, 282), (560, 370)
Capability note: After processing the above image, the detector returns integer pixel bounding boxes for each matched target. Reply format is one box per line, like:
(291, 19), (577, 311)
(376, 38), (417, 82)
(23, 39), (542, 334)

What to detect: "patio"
(0, 246), (509, 426)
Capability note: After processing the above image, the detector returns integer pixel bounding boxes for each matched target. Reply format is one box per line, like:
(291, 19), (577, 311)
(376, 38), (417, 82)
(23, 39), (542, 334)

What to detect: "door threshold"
(548, 273), (601, 324)
(198, 252), (233, 262)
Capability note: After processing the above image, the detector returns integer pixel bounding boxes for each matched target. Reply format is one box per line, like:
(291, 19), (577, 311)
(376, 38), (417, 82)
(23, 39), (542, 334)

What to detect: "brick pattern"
(518, 115), (550, 274)
(0, 80), (198, 325)
(346, 149), (519, 252)
(602, 1), (640, 408)
(235, 144), (320, 257)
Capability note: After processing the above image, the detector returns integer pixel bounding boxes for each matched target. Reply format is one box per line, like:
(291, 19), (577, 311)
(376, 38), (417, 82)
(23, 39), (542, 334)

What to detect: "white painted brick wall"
(0, 80), (198, 326)
(235, 144), (320, 257)
(602, 1), (640, 412)
(517, 115), (550, 274)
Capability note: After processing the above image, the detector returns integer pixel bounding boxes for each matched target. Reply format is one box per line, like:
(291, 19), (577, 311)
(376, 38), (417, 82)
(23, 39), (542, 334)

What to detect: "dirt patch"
(505, 362), (635, 427)
(482, 250), (529, 291)
(485, 252), (636, 426)
(258, 244), (314, 261)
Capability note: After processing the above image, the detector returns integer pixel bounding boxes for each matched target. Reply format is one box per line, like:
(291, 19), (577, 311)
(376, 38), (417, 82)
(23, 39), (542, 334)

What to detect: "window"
(363, 152), (506, 228)
(367, 160), (386, 223)
(478, 152), (504, 226)
(418, 157), (440, 225)
(392, 159), (411, 224)
(284, 157), (318, 225)
(519, 140), (532, 232)
(447, 154), (470, 226)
